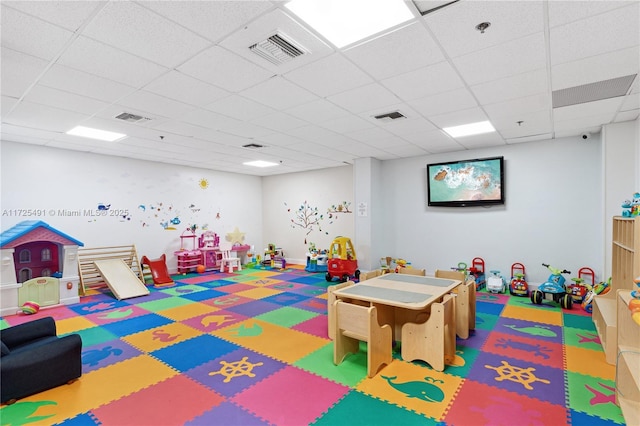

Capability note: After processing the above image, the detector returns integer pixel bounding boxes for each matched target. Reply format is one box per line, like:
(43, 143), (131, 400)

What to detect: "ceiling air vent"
(249, 33), (305, 66)
(115, 112), (151, 123)
(242, 143), (265, 149)
(374, 111), (406, 122)
(552, 74), (637, 108)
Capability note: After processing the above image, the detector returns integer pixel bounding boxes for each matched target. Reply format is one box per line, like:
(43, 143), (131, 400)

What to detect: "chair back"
(399, 268), (426, 276)
(359, 270), (382, 281)
(219, 241), (234, 258)
(434, 269), (465, 281)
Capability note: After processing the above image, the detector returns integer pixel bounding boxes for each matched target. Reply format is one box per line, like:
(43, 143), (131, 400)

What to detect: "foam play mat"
(0, 266), (626, 425)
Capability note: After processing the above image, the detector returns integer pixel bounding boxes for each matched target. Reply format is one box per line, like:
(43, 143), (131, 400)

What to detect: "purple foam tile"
(201, 294), (253, 310)
(494, 317), (563, 343)
(226, 300), (282, 318)
(262, 292), (311, 306)
(124, 290), (171, 303)
(186, 347), (286, 397)
(457, 328), (490, 350)
(467, 351), (566, 405)
(185, 401), (268, 426)
(182, 310), (249, 333)
(82, 340), (142, 373)
(292, 297), (327, 314)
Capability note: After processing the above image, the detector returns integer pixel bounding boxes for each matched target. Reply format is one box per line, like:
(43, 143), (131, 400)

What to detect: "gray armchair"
(1, 317), (82, 404)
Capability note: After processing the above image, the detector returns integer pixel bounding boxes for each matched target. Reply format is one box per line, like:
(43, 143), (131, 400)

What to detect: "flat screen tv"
(426, 156), (505, 207)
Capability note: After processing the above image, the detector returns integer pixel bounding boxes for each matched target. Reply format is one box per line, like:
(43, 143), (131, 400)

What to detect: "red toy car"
(325, 236), (360, 282)
(567, 267), (595, 303)
(509, 262), (529, 297)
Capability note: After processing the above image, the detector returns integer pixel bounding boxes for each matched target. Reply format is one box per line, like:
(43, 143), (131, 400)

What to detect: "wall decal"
(286, 201), (326, 243)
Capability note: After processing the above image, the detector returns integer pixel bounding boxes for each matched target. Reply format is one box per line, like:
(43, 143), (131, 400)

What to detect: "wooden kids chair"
(435, 269), (476, 339)
(219, 241), (241, 273)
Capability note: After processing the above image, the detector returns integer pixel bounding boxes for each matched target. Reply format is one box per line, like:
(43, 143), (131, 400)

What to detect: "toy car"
(567, 267), (595, 303)
(509, 262), (529, 297)
(530, 263), (573, 309)
(487, 270), (507, 293)
(325, 236), (360, 282)
(468, 257), (486, 291)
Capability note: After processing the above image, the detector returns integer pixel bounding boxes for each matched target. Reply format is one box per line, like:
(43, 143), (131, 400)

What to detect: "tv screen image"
(426, 156), (504, 207)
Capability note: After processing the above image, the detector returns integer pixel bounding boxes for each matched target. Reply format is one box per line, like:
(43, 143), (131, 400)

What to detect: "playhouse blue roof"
(0, 220), (84, 247)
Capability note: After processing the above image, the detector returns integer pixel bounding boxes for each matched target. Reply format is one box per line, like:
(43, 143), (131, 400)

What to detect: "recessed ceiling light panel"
(285, 0), (414, 48)
(243, 160), (279, 168)
(66, 126), (127, 142)
(443, 121), (495, 138)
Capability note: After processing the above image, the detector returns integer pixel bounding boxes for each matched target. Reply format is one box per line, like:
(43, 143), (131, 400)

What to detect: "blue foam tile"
(101, 313), (172, 337)
(152, 334), (238, 372)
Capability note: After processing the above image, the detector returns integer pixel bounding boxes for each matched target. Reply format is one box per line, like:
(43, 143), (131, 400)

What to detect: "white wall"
(374, 135), (604, 285)
(0, 142), (262, 272)
(262, 166), (354, 264)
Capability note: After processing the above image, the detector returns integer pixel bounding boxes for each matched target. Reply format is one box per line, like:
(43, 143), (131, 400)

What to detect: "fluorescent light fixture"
(243, 160), (279, 168)
(66, 126), (126, 142)
(443, 121), (496, 138)
(285, 0), (414, 48)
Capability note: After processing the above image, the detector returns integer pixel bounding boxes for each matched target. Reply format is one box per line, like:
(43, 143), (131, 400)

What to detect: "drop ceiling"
(2, 0), (639, 176)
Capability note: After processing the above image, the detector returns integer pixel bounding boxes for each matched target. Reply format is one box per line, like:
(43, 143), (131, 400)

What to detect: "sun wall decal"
(199, 178), (209, 189)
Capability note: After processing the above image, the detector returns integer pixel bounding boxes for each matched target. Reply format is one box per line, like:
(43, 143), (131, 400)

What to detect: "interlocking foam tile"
(200, 294), (252, 310)
(4, 305), (79, 326)
(444, 380), (570, 425)
(248, 270), (287, 278)
(231, 365), (349, 426)
(466, 351), (565, 405)
(564, 345), (615, 380)
(213, 319), (329, 364)
(295, 342), (367, 387)
(82, 304), (148, 324)
(444, 345), (480, 377)
(186, 401), (268, 426)
(476, 292), (509, 305)
(181, 309), (247, 333)
(357, 361), (463, 420)
(215, 282), (260, 294)
(564, 313), (598, 331)
(457, 328), (489, 350)
(314, 389), (435, 425)
(570, 408), (626, 425)
(82, 339), (142, 372)
(267, 281), (310, 292)
(186, 347), (286, 397)
(565, 371), (625, 423)
(493, 317), (563, 344)
(135, 295), (195, 313)
(177, 289), (223, 302)
(156, 300), (218, 321)
(160, 284), (210, 296)
(255, 306), (318, 328)
(261, 291), (312, 307)
(294, 297), (328, 313)
(474, 311), (500, 331)
(225, 274), (260, 283)
(101, 313), (172, 337)
(475, 300), (505, 316)
(74, 325), (119, 347)
(482, 331), (564, 369)
(68, 299), (129, 315)
(564, 327), (603, 351)
(235, 286), (283, 300)
(123, 321), (203, 352)
(54, 316), (100, 334)
(500, 303), (563, 326)
(243, 277), (283, 286)
(174, 274), (221, 284)
(21, 355), (177, 425)
(122, 290), (171, 302)
(226, 299), (285, 318)
(152, 334), (238, 372)
(292, 314), (328, 338)
(91, 374), (224, 426)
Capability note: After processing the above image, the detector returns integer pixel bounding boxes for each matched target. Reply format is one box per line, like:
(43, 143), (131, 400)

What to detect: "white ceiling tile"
(116, 90), (196, 120)
(402, 129), (463, 151)
(621, 92), (640, 112)
(553, 113), (612, 134)
(205, 95), (276, 121)
(1, 48), (50, 98)
(178, 46), (272, 93)
(3, 1), (104, 31)
(143, 0), (274, 42)
(319, 115), (374, 134)
(554, 97), (624, 122)
(57, 36), (169, 88)
(470, 69), (548, 105)
(1, 6), (75, 61)
(453, 33), (547, 86)
(284, 53), (373, 97)
(344, 22), (444, 80)
(344, 126), (397, 144)
(39, 64), (136, 103)
(250, 112), (307, 132)
(4, 100), (91, 132)
(285, 99), (347, 123)
(506, 133), (553, 144)
(1, 122), (59, 142)
(240, 76), (317, 110)
(381, 61), (465, 101)
(81, 1), (211, 68)
(254, 132), (302, 147)
(142, 71), (230, 107)
(615, 109), (640, 122)
(2, 96), (18, 115)
(484, 93), (550, 120)
(424, 0), (544, 58)
(23, 85), (110, 115)
(492, 110), (552, 139)
(551, 47), (640, 90)
(284, 124), (340, 143)
(428, 107), (490, 128)
(550, 3), (640, 66)
(221, 122), (275, 139)
(548, 1), (637, 29)
(408, 88), (478, 117)
(454, 131), (505, 148)
(327, 83), (399, 114)
(178, 108), (243, 130)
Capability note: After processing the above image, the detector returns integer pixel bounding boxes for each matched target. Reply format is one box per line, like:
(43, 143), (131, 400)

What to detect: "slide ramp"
(94, 259), (150, 300)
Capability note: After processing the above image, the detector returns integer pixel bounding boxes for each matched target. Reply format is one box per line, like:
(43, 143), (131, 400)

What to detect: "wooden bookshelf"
(616, 290), (640, 426)
(593, 216), (640, 364)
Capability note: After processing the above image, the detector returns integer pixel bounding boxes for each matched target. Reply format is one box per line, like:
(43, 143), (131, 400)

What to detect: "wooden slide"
(93, 259), (150, 300)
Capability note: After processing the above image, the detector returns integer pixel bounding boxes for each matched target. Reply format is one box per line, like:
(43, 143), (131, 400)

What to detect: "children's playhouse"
(0, 220), (83, 316)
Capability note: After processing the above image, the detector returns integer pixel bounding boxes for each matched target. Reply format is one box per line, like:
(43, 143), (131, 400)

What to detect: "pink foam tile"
(231, 365), (348, 425)
(291, 315), (329, 339)
(3, 305), (79, 325)
(91, 375), (224, 426)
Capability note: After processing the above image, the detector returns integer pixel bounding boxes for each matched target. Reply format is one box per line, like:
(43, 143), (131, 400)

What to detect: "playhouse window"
(41, 268), (51, 277)
(41, 248), (51, 261)
(19, 249), (31, 263)
(19, 268), (32, 282)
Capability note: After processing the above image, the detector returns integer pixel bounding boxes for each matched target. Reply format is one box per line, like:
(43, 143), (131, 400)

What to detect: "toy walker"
(509, 262), (529, 297)
(487, 270), (507, 294)
(531, 263), (573, 309)
(567, 267), (595, 303)
(468, 257), (486, 291)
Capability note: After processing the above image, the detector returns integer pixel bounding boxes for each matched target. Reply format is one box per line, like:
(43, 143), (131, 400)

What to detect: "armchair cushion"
(1, 341), (9, 356)
(1, 317), (82, 403)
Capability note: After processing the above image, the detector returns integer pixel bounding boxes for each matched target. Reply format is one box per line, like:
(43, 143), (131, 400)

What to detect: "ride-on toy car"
(487, 270), (507, 293)
(531, 263), (573, 309)
(567, 267), (595, 303)
(469, 257), (486, 291)
(509, 262), (529, 297)
(325, 236), (360, 282)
